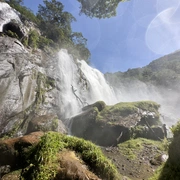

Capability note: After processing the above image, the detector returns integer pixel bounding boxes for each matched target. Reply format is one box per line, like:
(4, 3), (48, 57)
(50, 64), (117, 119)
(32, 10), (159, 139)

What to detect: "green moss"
(131, 125), (147, 138)
(148, 164), (164, 180)
(171, 120), (180, 137)
(6, 30), (18, 39)
(97, 101), (160, 125)
(21, 36), (28, 46)
(118, 138), (165, 160)
(51, 118), (58, 131)
(34, 72), (55, 109)
(133, 101), (160, 113)
(22, 132), (122, 180)
(62, 135), (121, 180)
(28, 30), (39, 49)
(22, 132), (64, 180)
(149, 162), (180, 180)
(118, 138), (143, 159)
(108, 102), (137, 116)
(149, 121), (180, 180)
(5, 119), (24, 138)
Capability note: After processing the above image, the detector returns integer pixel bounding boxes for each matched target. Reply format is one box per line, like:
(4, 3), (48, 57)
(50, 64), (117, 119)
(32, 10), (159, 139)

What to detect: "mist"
(106, 77), (179, 126)
(57, 49), (179, 127)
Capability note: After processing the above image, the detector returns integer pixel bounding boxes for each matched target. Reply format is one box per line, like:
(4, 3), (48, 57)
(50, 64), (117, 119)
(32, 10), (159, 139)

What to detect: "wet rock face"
(0, 2), (64, 137)
(0, 35), (63, 136)
(0, 36), (34, 134)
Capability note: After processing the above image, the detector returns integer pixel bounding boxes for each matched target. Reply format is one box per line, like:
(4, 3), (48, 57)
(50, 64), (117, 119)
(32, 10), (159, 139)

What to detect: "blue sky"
(23, 0), (180, 73)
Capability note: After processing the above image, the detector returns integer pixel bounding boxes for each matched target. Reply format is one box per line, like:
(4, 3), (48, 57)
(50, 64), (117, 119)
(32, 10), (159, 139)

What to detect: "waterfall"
(57, 49), (178, 127)
(57, 49), (118, 119)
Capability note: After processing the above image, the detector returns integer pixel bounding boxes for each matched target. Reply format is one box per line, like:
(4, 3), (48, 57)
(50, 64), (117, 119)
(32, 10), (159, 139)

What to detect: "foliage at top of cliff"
(105, 50), (180, 88)
(77, 0), (124, 19)
(2, 0), (90, 62)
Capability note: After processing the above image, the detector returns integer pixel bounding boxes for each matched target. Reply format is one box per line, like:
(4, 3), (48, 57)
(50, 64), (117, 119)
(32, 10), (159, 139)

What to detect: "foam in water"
(57, 49), (118, 118)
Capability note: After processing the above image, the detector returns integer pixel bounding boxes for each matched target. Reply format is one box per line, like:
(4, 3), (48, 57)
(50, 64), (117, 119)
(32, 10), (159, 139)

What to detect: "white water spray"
(57, 49), (118, 118)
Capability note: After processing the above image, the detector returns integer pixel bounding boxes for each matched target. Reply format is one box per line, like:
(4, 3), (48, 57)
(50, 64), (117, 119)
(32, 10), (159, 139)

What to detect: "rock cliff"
(0, 2), (66, 137)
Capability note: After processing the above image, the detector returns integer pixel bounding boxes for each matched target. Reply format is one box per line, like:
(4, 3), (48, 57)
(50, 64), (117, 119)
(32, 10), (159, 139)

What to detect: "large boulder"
(26, 114), (67, 134)
(70, 101), (164, 146)
(0, 132), (44, 176)
(1, 132), (122, 180)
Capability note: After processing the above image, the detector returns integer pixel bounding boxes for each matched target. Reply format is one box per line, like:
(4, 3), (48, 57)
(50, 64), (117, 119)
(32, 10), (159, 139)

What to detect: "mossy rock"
(21, 132), (122, 180)
(97, 100), (161, 126)
(132, 125), (165, 140)
(71, 100), (161, 146)
(82, 101), (106, 112)
(118, 138), (166, 160)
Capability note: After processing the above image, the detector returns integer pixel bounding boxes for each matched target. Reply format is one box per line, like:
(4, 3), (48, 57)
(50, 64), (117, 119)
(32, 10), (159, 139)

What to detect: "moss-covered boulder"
(0, 131), (122, 180)
(132, 125), (165, 140)
(71, 100), (164, 146)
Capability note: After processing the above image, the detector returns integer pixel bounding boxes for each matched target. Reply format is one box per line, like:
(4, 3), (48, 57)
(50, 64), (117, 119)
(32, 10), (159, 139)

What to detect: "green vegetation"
(131, 125), (147, 138)
(149, 162), (180, 180)
(171, 120), (180, 137)
(6, 30), (18, 38)
(77, 0), (125, 18)
(118, 138), (143, 159)
(5, 0), (39, 23)
(22, 132), (121, 180)
(22, 132), (64, 179)
(97, 101), (160, 124)
(148, 165), (164, 180)
(62, 135), (121, 180)
(28, 30), (39, 49)
(5, 0), (90, 62)
(105, 51), (180, 89)
(148, 121), (180, 180)
(118, 138), (166, 160)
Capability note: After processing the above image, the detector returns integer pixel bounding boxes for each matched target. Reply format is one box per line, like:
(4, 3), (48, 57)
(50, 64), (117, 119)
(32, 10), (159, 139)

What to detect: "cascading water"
(57, 49), (178, 127)
(57, 49), (118, 119)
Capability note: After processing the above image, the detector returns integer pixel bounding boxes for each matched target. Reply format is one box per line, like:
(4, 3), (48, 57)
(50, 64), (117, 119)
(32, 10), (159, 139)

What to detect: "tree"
(77, 0), (123, 18)
(5, 0), (23, 5)
(70, 32), (90, 61)
(37, 0), (91, 62)
(37, 0), (76, 43)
